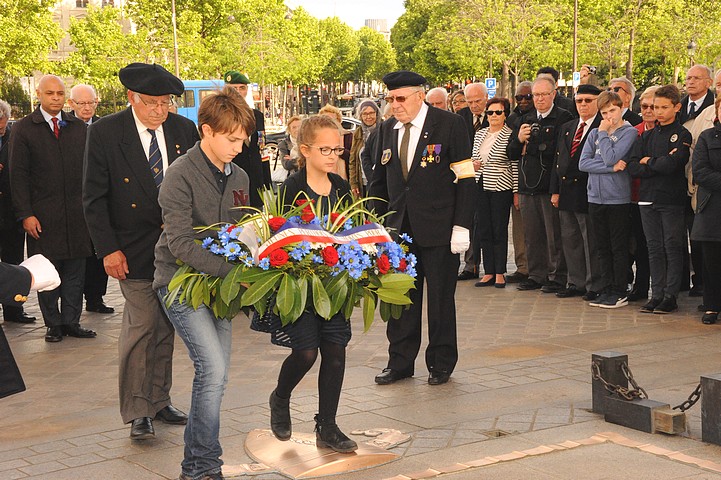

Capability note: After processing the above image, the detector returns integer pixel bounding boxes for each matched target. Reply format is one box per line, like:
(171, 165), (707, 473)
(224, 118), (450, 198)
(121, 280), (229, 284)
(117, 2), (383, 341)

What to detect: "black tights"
(275, 341), (346, 422)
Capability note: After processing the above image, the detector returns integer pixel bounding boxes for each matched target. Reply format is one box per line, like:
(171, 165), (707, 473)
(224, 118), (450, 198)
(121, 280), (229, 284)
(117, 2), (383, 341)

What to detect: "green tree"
(355, 27), (397, 83)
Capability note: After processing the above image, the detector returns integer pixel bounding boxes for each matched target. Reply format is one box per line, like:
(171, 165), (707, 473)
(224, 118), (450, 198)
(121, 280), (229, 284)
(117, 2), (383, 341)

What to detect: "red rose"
(269, 249), (289, 267)
(330, 212), (346, 224)
(398, 258), (407, 272)
(301, 210), (315, 222)
(377, 254), (390, 274)
(296, 198), (313, 206)
(268, 217), (286, 232)
(322, 246), (339, 266)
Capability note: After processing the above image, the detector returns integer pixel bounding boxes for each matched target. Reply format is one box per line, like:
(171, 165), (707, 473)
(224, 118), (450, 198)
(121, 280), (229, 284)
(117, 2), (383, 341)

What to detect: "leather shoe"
(374, 368), (412, 385)
(155, 405), (188, 425)
(702, 312), (718, 325)
(475, 276), (495, 287)
(4, 312), (36, 323)
(517, 278), (543, 291)
(45, 326), (63, 343)
(556, 286), (585, 298)
(62, 324), (97, 338)
(505, 271), (528, 283)
(428, 370), (451, 385)
(457, 270), (477, 281)
(86, 302), (115, 314)
(130, 417), (155, 440)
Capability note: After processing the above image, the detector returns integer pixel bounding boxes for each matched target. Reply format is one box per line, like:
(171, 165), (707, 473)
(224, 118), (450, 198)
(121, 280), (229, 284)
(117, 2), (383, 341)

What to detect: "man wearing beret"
(10, 74), (95, 342)
(550, 84), (604, 299)
(224, 71), (271, 208)
(368, 70), (475, 386)
(84, 63), (200, 440)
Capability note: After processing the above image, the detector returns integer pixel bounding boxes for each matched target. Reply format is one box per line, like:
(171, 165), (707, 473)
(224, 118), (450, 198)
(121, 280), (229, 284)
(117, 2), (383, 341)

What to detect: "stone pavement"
(2, 277), (721, 479)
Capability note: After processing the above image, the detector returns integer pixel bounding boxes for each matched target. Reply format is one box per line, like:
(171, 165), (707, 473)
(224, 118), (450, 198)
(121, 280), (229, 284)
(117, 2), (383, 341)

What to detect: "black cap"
(577, 84), (602, 95)
(382, 70), (427, 91)
(119, 63), (184, 96)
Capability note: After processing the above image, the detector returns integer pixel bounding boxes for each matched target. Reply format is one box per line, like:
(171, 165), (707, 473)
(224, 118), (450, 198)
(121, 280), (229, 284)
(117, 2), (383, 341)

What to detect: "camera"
(529, 123), (542, 138)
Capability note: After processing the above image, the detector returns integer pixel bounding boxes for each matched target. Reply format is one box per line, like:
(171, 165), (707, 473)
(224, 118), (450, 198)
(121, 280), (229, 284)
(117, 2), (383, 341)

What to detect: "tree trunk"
(626, 27), (635, 82)
(501, 60), (510, 99)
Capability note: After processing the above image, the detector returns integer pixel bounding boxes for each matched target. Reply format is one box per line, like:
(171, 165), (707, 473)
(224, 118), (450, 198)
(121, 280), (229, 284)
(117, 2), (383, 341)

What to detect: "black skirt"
(251, 307), (351, 349)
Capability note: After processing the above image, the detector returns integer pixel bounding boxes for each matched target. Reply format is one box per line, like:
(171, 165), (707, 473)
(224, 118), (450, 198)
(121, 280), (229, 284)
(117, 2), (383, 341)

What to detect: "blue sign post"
(485, 78), (497, 99)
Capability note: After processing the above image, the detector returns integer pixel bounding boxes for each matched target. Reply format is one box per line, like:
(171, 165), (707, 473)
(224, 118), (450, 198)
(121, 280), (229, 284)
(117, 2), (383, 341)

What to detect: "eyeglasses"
(307, 145), (345, 156)
(640, 103), (654, 110)
(73, 101), (97, 107)
(607, 86), (628, 94)
(532, 91), (553, 98)
(361, 111), (377, 117)
(515, 94), (533, 101)
(451, 99), (466, 105)
(385, 91), (421, 103)
(137, 95), (174, 109)
(485, 110), (505, 116)
(575, 98), (596, 104)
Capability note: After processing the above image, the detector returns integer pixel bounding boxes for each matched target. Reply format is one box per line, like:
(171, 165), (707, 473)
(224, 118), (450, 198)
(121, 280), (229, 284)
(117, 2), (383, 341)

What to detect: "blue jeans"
(157, 287), (232, 480)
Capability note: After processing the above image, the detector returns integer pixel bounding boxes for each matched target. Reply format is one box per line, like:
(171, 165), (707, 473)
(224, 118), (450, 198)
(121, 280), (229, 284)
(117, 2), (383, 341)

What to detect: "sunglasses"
(607, 86), (628, 94)
(515, 94), (533, 101)
(485, 110), (505, 116)
(385, 91), (421, 104)
(640, 103), (654, 110)
(575, 98), (596, 104)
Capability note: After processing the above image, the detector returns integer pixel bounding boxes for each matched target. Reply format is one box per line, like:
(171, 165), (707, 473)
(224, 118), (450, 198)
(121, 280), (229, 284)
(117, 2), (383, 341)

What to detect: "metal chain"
(592, 361), (647, 401)
(673, 383), (702, 412)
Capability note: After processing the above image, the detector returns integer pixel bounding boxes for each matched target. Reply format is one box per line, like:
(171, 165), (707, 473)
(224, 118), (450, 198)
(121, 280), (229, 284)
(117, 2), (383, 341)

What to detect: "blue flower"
(289, 241), (311, 261)
(201, 237), (214, 249)
(343, 219), (353, 231)
(259, 258), (270, 270)
(209, 244), (223, 255)
(312, 255), (324, 264)
(222, 242), (243, 259)
(399, 233), (413, 244)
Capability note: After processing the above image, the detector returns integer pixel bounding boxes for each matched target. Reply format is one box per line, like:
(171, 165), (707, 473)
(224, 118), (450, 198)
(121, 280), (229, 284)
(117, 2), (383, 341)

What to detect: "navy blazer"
(83, 108), (200, 280)
(679, 90), (715, 125)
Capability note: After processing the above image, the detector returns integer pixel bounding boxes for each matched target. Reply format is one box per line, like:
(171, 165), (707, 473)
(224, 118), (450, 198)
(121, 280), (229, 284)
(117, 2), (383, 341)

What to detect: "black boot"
(269, 390), (291, 440)
(314, 414), (358, 453)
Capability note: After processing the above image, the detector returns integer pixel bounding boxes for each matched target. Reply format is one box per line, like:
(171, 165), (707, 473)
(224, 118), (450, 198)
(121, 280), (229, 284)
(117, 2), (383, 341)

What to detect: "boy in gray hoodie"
(579, 91), (638, 309)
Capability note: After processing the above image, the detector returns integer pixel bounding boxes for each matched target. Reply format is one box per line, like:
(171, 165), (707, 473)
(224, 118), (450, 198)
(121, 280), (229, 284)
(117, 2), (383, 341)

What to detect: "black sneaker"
(599, 295), (629, 309)
(517, 278), (543, 291)
(582, 291), (600, 302)
(640, 298), (662, 313)
(654, 296), (678, 314)
(589, 293), (612, 307)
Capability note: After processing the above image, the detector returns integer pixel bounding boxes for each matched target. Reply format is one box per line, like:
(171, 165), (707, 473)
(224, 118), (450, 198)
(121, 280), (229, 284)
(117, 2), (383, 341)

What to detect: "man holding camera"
(507, 76), (574, 292)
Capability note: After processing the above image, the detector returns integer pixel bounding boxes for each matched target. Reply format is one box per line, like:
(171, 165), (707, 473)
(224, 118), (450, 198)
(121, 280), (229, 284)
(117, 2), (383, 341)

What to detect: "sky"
(285, 0), (407, 30)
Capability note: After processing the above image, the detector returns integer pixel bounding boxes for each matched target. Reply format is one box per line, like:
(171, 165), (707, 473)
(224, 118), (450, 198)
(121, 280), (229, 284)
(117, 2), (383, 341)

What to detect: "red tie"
(569, 122), (586, 158)
(52, 117), (60, 139)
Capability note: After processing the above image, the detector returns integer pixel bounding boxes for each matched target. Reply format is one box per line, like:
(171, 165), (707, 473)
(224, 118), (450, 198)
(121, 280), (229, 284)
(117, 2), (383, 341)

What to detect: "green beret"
(224, 71), (250, 85)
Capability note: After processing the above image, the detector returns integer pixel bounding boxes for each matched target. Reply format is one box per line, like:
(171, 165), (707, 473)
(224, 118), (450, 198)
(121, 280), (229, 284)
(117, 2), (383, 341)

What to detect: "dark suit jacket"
(551, 114), (602, 212)
(368, 106), (475, 247)
(555, 93), (578, 118)
(9, 108), (92, 259)
(0, 263), (31, 306)
(232, 109), (271, 208)
(456, 106), (488, 143)
(83, 108), (200, 280)
(623, 109), (643, 126)
(0, 124), (13, 229)
(679, 89), (715, 125)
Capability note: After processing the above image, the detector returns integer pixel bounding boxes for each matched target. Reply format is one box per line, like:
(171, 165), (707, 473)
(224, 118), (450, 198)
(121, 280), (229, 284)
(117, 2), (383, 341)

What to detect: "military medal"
(670, 133), (678, 143)
(381, 149), (392, 165)
(175, 144), (181, 154)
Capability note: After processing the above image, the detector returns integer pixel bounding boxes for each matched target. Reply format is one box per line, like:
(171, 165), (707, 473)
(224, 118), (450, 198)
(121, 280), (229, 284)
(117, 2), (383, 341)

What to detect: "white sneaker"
(599, 295), (629, 309)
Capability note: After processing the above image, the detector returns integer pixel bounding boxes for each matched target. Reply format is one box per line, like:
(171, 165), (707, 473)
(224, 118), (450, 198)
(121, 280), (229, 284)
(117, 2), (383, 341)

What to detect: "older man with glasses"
(608, 77), (642, 126)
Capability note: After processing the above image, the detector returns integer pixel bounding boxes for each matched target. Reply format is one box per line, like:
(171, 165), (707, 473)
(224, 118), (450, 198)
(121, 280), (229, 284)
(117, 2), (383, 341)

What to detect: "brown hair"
(486, 97), (511, 117)
(654, 84), (681, 105)
(286, 115), (302, 129)
(318, 104), (342, 123)
(197, 85), (255, 138)
(296, 115), (343, 169)
(597, 91), (623, 111)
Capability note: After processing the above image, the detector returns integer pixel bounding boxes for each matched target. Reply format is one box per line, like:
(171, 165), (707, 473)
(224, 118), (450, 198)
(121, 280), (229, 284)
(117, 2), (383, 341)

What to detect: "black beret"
(383, 70), (427, 91)
(119, 63), (184, 96)
(577, 84), (603, 95)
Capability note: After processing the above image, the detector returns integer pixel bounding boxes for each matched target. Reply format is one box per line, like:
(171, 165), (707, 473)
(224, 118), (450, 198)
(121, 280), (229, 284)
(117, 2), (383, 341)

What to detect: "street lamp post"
(687, 39), (697, 67)
(171, 0), (180, 77)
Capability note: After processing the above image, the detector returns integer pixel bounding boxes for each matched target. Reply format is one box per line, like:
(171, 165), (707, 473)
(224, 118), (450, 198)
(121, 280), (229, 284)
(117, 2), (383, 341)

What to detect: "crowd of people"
(1, 61), (720, 480)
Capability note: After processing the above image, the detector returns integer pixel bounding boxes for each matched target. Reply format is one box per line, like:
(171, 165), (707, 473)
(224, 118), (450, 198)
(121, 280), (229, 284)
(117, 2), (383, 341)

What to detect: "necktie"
(569, 122), (586, 158)
(147, 129), (164, 188)
(538, 114), (543, 122)
(688, 102), (696, 117)
(399, 123), (412, 181)
(52, 117), (60, 139)
(473, 116), (481, 132)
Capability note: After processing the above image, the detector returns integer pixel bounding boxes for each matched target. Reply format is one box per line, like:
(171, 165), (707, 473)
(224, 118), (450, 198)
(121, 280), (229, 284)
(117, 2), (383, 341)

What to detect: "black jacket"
(551, 114), (602, 212)
(232, 109), (271, 208)
(368, 105), (475, 247)
(456, 106), (488, 143)
(679, 90), (715, 125)
(691, 122), (721, 242)
(83, 108), (200, 279)
(278, 168), (351, 211)
(507, 106), (574, 195)
(623, 109), (643, 127)
(627, 120), (691, 206)
(0, 124), (13, 229)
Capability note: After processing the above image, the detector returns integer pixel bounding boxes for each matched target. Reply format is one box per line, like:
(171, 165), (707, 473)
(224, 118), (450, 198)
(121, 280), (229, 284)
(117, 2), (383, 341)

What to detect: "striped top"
(471, 125), (517, 192)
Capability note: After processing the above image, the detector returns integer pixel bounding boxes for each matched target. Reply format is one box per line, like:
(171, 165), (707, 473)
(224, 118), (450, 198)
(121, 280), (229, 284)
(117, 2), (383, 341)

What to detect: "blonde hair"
(296, 115), (342, 169)
(318, 104), (342, 123)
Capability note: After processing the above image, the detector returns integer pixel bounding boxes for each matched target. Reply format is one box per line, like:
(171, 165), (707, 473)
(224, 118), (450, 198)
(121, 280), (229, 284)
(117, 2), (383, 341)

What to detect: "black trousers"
(685, 200), (704, 289)
(84, 253), (109, 304)
(629, 204), (650, 295)
(0, 224), (26, 319)
(475, 187), (513, 274)
(386, 239), (459, 375)
(702, 241), (721, 312)
(640, 204), (685, 299)
(588, 203), (630, 295)
(38, 257), (86, 327)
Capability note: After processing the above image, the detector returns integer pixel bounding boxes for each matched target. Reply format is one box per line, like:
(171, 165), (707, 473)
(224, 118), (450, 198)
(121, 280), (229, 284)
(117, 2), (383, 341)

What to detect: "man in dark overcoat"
(9, 75), (95, 342)
(369, 71), (476, 386)
(83, 63), (199, 440)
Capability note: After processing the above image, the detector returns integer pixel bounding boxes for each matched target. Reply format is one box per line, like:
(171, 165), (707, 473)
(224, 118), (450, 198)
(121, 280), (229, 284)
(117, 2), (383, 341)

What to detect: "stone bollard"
(701, 374), (721, 445)
(591, 351), (628, 414)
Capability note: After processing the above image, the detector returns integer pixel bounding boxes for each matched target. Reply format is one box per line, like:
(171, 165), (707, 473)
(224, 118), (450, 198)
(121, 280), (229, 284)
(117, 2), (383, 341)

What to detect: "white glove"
(20, 254), (61, 292)
(450, 226), (470, 254)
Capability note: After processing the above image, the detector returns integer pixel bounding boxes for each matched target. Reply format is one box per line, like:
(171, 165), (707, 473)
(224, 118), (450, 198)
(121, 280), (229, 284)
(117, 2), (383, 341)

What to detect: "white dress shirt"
(131, 108), (169, 172)
(394, 102), (429, 173)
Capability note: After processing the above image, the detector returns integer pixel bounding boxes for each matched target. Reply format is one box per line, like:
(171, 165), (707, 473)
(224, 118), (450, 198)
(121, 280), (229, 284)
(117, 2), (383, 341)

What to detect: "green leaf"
(328, 279), (347, 317)
(220, 264), (245, 304)
(362, 291), (376, 332)
(367, 271), (383, 288)
(379, 300), (392, 322)
(375, 288), (413, 305)
(190, 279), (205, 310)
(241, 271), (283, 307)
(342, 281), (358, 320)
(238, 267), (278, 283)
(323, 270), (349, 296)
(391, 303), (404, 319)
(379, 273), (416, 291)
(297, 276), (309, 313)
(311, 275), (331, 319)
(277, 274), (300, 317)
